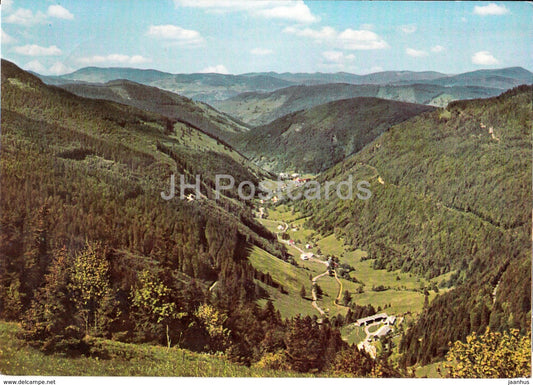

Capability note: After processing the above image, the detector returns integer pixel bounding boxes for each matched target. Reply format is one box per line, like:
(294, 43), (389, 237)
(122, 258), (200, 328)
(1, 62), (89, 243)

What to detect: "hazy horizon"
(21, 62), (533, 78)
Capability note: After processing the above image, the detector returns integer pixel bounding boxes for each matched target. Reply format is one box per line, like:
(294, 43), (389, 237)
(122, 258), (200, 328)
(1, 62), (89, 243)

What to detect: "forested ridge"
(293, 85), (532, 365)
(60, 79), (251, 141)
(234, 97), (434, 173)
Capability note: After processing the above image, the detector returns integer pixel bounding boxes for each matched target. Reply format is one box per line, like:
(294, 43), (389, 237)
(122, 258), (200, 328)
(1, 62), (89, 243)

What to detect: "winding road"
(264, 216), (345, 318)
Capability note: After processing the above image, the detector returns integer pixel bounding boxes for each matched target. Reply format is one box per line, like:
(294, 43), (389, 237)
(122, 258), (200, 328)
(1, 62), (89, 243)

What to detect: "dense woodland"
(235, 97), (434, 173)
(295, 85), (532, 365)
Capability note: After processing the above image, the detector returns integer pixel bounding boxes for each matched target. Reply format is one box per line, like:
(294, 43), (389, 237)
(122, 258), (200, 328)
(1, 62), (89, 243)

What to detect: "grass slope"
(252, 206), (446, 319)
(0, 322), (304, 377)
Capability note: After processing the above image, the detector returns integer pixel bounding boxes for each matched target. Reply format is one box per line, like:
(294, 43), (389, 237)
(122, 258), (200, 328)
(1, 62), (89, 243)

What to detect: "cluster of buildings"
(355, 313), (396, 327)
(355, 313), (397, 341)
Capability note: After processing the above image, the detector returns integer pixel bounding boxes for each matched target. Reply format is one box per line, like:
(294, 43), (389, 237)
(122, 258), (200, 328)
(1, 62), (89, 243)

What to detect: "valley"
(1, 57), (531, 379)
(251, 200), (445, 361)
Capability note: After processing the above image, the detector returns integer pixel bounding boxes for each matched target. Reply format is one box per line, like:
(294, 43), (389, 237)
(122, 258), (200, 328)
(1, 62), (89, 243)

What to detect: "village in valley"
(252, 172), (414, 359)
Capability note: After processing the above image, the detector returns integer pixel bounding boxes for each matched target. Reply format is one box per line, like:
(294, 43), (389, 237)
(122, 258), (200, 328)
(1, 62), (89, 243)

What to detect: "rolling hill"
(60, 79), (250, 141)
(39, 67), (295, 103)
(241, 70), (446, 86)
(394, 67), (533, 89)
(233, 97), (434, 173)
(241, 68), (532, 89)
(290, 85), (532, 366)
(214, 83), (501, 126)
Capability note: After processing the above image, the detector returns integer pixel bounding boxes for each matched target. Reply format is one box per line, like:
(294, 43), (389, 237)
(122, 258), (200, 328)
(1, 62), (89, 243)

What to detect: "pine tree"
(315, 283), (323, 300)
(23, 205), (50, 298)
(22, 246), (84, 352)
(300, 285), (307, 299)
(342, 290), (352, 306)
(284, 316), (325, 372)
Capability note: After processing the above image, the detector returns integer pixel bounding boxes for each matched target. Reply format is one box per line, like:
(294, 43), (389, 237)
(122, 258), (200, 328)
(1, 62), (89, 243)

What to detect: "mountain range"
(36, 66), (533, 104)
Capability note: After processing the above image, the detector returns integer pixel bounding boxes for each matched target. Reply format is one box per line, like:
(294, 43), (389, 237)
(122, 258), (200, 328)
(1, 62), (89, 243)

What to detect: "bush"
(254, 350), (290, 371)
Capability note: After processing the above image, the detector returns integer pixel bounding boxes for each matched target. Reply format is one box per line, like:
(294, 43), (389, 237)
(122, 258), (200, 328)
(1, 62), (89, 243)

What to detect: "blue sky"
(1, 0), (532, 75)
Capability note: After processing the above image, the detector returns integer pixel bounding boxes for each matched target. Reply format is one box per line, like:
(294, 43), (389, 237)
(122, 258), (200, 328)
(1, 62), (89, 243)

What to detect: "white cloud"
(174, 0), (318, 23)
(255, 1), (318, 23)
(4, 8), (46, 26)
(370, 66), (384, 73)
(49, 61), (74, 75)
(23, 60), (74, 75)
(1, 0), (13, 13)
(400, 24), (417, 34)
(24, 60), (48, 74)
(47, 5), (74, 20)
(4, 4), (74, 25)
(284, 26), (388, 50)
(338, 29), (389, 50)
(321, 51), (355, 64)
(251, 48), (273, 56)
(406, 48), (428, 57)
(472, 51), (499, 65)
(283, 26), (336, 40)
(473, 3), (509, 16)
(199, 64), (229, 74)
(146, 25), (204, 46)
(77, 54), (151, 65)
(14, 44), (62, 56)
(431, 45), (445, 53)
(2, 29), (16, 44)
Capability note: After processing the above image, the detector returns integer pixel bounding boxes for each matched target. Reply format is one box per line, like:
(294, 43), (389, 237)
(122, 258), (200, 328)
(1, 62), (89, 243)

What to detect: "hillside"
(234, 97), (434, 173)
(1, 60), (325, 366)
(214, 83), (500, 126)
(60, 79), (249, 141)
(0, 59), (282, 285)
(0, 322), (304, 377)
(291, 85), (532, 365)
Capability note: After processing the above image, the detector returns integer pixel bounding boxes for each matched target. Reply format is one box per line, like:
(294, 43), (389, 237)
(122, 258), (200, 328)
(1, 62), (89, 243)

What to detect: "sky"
(1, 0), (532, 76)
